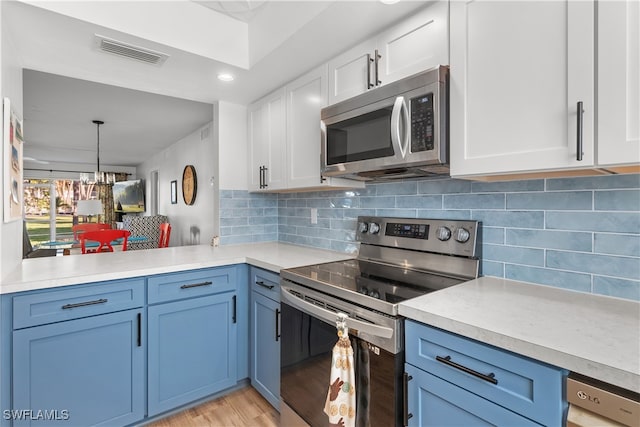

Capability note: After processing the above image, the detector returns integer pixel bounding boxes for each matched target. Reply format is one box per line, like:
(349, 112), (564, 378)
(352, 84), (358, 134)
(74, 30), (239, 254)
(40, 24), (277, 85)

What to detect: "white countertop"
(399, 276), (640, 393)
(4, 245), (638, 394)
(0, 242), (351, 294)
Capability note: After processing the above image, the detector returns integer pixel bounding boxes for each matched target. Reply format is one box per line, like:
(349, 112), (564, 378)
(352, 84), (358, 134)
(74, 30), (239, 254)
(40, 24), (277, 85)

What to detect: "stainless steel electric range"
(279, 216), (481, 426)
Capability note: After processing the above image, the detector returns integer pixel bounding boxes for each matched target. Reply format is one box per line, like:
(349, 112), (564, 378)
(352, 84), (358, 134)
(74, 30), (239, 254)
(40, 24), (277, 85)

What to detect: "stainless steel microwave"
(321, 66), (449, 181)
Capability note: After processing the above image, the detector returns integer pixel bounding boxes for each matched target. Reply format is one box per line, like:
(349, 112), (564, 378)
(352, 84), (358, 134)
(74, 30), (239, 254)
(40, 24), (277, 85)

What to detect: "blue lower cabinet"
(405, 363), (540, 426)
(12, 309), (144, 427)
(147, 292), (237, 416)
(250, 291), (280, 409)
(405, 321), (566, 426)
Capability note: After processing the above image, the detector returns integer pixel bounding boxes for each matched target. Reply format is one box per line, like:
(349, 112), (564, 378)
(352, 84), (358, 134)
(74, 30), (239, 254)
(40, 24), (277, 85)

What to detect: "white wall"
(1, 2), (26, 278)
(137, 120), (216, 247)
(217, 101), (248, 190)
(22, 1), (249, 69)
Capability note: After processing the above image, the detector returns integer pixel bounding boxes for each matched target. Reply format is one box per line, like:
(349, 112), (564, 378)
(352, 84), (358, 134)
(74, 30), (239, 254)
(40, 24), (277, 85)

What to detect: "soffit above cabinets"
(5, 0), (428, 105)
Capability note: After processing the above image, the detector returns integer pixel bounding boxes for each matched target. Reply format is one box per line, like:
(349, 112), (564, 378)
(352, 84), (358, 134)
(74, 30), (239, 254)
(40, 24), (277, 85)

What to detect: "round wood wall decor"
(182, 165), (197, 205)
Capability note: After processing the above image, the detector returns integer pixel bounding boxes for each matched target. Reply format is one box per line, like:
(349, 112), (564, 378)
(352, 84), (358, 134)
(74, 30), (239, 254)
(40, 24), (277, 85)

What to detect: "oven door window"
(280, 302), (401, 427)
(326, 108), (394, 165)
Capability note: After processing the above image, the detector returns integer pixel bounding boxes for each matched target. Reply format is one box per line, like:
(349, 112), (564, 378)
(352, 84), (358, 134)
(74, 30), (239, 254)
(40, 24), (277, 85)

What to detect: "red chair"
(158, 223), (171, 248)
(72, 223), (111, 240)
(80, 229), (131, 254)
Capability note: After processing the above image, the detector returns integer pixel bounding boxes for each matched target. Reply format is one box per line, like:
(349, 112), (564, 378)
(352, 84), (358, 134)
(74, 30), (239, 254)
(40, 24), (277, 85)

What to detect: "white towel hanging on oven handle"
(324, 313), (356, 427)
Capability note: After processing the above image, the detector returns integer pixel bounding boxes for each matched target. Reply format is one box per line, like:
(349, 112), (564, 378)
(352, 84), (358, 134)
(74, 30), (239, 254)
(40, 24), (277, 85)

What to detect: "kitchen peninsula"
(0, 243), (638, 426)
(0, 243), (351, 427)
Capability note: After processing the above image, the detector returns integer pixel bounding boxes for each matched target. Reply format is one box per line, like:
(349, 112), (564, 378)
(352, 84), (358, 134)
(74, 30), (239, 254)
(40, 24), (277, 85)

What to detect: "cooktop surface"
(282, 258), (462, 308)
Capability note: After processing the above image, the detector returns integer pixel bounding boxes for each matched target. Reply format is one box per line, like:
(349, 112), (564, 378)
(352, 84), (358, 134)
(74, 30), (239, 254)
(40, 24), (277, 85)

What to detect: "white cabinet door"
(286, 65), (328, 189)
(327, 38), (378, 105)
(450, 0), (595, 177)
(377, 0), (449, 85)
(287, 66), (365, 191)
(328, 1), (448, 106)
(247, 102), (266, 192)
(247, 89), (287, 191)
(597, 0), (639, 166)
(265, 89), (287, 190)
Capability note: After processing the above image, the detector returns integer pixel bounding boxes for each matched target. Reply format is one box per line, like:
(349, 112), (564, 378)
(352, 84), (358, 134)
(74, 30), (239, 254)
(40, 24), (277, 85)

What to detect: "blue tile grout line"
(220, 173), (640, 301)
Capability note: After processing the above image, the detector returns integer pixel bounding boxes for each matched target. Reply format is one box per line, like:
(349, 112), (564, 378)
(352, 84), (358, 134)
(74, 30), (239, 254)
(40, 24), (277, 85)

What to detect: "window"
(23, 178), (100, 247)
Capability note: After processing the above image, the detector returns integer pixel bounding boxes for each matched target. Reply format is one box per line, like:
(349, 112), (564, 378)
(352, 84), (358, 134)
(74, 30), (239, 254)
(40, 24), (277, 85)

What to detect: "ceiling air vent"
(94, 35), (170, 66)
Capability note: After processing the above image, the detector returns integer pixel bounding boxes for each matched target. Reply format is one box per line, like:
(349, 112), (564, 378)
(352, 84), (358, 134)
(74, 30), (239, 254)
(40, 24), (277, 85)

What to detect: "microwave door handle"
(281, 286), (394, 339)
(391, 96), (409, 159)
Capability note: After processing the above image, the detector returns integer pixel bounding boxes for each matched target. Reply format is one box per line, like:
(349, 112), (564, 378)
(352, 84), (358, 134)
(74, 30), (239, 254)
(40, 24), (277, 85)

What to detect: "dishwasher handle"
(281, 286), (393, 339)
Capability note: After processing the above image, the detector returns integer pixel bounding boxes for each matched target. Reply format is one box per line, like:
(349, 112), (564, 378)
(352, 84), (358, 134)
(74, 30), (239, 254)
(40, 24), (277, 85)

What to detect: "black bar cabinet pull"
(374, 49), (381, 86)
(436, 355), (498, 385)
(137, 313), (142, 347)
(232, 295), (237, 324)
(577, 101), (584, 161)
(180, 281), (213, 290)
(259, 166), (264, 189)
(403, 372), (413, 426)
(262, 166), (268, 188)
(367, 53), (374, 89)
(255, 280), (275, 290)
(275, 308), (281, 342)
(62, 298), (108, 310)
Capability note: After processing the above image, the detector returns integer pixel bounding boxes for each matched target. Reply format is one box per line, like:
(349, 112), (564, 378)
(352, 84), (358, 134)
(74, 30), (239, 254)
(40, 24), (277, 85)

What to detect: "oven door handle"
(281, 286), (394, 339)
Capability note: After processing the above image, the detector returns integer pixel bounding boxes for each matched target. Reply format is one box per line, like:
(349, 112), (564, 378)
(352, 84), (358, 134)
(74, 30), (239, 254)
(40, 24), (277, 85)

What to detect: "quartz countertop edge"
(0, 242), (353, 295)
(398, 276), (640, 393)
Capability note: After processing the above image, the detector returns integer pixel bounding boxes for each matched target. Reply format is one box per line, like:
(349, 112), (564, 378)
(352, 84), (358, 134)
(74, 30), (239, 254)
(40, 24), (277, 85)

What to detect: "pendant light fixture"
(80, 120), (115, 185)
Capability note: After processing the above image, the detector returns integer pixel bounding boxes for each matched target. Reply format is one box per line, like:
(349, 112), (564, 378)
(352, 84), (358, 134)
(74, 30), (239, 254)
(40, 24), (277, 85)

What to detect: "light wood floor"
(149, 387), (279, 427)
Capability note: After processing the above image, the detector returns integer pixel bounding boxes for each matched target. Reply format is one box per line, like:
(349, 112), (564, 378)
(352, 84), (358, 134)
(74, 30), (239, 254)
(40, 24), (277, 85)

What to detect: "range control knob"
(369, 223), (380, 234)
(436, 226), (452, 241)
(358, 222), (369, 234)
(369, 289), (380, 299)
(359, 287), (369, 295)
(455, 227), (471, 243)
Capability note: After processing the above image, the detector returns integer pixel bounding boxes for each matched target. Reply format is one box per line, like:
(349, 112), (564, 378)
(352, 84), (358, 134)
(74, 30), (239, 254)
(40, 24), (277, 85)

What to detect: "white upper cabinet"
(450, 0), (595, 177)
(376, 0), (448, 85)
(597, 0), (639, 166)
(247, 103), (265, 191)
(247, 89), (287, 192)
(327, 39), (379, 106)
(286, 65), (328, 189)
(248, 66), (364, 192)
(328, 1), (448, 105)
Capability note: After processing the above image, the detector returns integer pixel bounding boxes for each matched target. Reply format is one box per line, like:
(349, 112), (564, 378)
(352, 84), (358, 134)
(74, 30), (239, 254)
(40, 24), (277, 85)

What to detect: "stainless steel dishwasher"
(567, 373), (639, 427)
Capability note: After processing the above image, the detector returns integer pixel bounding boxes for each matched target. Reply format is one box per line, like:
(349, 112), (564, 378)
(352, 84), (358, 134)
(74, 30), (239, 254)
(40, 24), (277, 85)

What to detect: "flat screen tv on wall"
(113, 179), (145, 213)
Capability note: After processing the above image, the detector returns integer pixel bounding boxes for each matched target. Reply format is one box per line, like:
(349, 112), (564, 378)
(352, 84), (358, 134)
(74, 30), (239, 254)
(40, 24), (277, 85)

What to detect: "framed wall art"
(4, 98), (23, 223)
(170, 180), (177, 204)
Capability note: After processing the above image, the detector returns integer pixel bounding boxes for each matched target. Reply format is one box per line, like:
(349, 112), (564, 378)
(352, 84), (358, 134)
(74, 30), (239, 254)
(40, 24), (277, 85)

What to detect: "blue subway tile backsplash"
(220, 174), (640, 301)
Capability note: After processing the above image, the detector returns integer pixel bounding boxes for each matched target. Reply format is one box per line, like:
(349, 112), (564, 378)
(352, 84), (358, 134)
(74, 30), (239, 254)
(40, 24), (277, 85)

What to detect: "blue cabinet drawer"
(250, 266), (280, 301)
(12, 279), (145, 329)
(405, 363), (540, 426)
(147, 266), (237, 304)
(405, 321), (565, 427)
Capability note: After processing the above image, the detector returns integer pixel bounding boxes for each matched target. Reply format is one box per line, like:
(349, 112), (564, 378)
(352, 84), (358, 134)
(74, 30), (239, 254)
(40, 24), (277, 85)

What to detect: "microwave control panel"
(410, 94), (434, 153)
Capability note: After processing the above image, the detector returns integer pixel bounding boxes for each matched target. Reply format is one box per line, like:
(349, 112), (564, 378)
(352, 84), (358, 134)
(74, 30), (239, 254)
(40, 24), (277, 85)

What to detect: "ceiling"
(193, 0), (269, 22)
(23, 70), (213, 167)
(5, 0), (429, 169)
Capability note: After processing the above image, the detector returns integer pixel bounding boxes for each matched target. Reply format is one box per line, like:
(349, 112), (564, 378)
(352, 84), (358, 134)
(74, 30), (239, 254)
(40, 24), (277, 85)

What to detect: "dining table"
(36, 236), (148, 254)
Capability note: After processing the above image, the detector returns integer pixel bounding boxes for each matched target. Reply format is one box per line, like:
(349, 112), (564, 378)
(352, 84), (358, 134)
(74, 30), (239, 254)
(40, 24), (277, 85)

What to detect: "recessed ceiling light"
(379, 0), (400, 4)
(217, 73), (234, 82)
